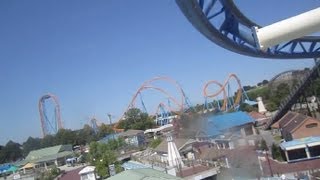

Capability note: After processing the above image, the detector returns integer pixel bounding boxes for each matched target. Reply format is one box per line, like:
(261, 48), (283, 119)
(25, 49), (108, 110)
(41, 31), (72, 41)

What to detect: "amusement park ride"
(175, 0), (320, 128)
(203, 73), (255, 113)
(38, 93), (63, 137)
(38, 1), (320, 135)
(175, 0), (320, 59)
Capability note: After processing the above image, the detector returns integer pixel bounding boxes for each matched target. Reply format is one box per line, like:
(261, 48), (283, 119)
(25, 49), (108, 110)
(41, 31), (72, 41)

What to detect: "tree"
(149, 138), (162, 149)
(76, 124), (98, 145)
(22, 137), (41, 156)
(0, 140), (22, 163)
(55, 129), (77, 145)
(259, 139), (269, 151)
(271, 143), (283, 161)
(270, 83), (290, 106)
(266, 102), (277, 112)
(118, 108), (155, 130)
(97, 123), (113, 139)
(41, 135), (56, 148)
(243, 85), (254, 91)
(88, 142), (119, 178)
(239, 103), (256, 112)
(262, 80), (269, 85)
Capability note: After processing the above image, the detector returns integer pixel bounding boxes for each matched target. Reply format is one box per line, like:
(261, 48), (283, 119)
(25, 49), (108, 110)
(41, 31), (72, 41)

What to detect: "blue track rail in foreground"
(176, 0), (320, 59)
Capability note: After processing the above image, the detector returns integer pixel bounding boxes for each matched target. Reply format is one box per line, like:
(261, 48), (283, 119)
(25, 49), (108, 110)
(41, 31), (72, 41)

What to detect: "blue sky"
(0, 0), (319, 144)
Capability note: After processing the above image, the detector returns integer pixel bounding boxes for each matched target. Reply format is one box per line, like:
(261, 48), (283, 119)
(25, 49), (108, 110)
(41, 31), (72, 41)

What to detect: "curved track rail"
(114, 77), (186, 131)
(38, 93), (63, 137)
(127, 86), (183, 113)
(203, 74), (244, 111)
(176, 0), (320, 59)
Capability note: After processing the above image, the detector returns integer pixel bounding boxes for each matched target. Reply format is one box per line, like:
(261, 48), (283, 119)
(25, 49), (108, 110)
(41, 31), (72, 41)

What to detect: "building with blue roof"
(98, 133), (120, 144)
(197, 111), (256, 149)
(280, 136), (320, 162)
(121, 161), (151, 170)
(0, 164), (11, 174)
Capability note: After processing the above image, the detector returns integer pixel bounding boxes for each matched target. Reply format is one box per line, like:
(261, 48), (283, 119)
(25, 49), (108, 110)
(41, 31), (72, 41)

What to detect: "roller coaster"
(114, 76), (191, 131)
(175, 0), (320, 59)
(203, 73), (253, 113)
(38, 93), (63, 137)
(175, 0), (320, 128)
(38, 2), (320, 133)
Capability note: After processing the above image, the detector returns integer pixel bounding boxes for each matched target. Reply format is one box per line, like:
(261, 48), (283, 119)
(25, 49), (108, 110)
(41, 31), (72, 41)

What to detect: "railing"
(265, 60), (320, 129)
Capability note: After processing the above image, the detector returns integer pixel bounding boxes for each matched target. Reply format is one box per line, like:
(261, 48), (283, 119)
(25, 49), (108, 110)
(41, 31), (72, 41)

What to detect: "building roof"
(79, 166), (95, 175)
(262, 156), (320, 176)
(107, 168), (182, 180)
(59, 167), (82, 180)
(278, 111), (299, 128)
(21, 163), (34, 169)
(122, 161), (151, 170)
(25, 144), (73, 164)
(277, 111), (320, 137)
(99, 133), (120, 143)
(35, 151), (73, 163)
(198, 147), (228, 160)
(0, 164), (11, 174)
(283, 113), (309, 133)
(280, 136), (320, 151)
(119, 129), (144, 137)
(205, 111), (254, 136)
(248, 111), (268, 121)
(153, 138), (195, 153)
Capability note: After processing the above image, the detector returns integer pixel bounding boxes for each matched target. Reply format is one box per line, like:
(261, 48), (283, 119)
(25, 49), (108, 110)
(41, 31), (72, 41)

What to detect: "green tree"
(243, 85), (254, 91)
(262, 80), (269, 85)
(41, 135), (56, 148)
(270, 83), (290, 106)
(97, 123), (113, 139)
(88, 142), (118, 178)
(149, 138), (162, 149)
(22, 137), (42, 157)
(271, 143), (283, 161)
(239, 103), (256, 112)
(76, 124), (97, 145)
(118, 108), (155, 130)
(107, 138), (125, 151)
(0, 140), (22, 163)
(55, 129), (77, 145)
(259, 139), (269, 151)
(266, 102), (277, 112)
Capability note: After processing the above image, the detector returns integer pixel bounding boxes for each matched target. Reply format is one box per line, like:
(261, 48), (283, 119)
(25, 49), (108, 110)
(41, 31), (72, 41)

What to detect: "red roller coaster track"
(38, 93), (63, 137)
(114, 76), (186, 131)
(203, 74), (243, 111)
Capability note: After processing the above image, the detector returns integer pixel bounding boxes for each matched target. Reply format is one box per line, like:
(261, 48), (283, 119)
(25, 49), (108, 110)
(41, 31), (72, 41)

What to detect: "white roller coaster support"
(252, 7), (320, 51)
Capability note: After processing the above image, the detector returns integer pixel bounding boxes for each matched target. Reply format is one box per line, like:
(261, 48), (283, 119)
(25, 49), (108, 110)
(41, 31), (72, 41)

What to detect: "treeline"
(244, 77), (320, 112)
(0, 123), (113, 164)
(1, 108), (156, 164)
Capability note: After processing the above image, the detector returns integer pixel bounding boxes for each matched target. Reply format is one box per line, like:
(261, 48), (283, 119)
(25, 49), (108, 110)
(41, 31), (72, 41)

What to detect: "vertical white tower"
(257, 97), (267, 114)
(167, 135), (184, 167)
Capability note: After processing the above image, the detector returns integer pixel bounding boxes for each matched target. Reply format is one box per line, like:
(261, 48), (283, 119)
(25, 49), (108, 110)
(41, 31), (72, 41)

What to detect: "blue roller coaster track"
(176, 0), (320, 59)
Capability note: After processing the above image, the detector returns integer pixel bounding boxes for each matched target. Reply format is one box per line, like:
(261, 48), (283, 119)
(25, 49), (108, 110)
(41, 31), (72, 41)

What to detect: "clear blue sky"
(0, 0), (319, 144)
